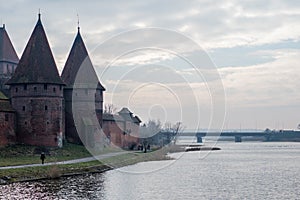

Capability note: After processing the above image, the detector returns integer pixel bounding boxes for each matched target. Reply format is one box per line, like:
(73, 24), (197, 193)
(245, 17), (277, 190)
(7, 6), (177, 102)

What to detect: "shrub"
(47, 165), (61, 179)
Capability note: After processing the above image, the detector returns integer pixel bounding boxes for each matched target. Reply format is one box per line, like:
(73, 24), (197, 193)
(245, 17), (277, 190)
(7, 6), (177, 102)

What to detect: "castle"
(0, 14), (141, 148)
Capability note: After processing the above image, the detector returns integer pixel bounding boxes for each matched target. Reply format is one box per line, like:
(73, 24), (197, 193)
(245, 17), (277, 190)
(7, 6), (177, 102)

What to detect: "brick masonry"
(10, 84), (64, 146)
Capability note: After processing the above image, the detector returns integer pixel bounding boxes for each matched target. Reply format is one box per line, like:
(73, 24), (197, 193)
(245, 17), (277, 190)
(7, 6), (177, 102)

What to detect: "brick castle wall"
(10, 83), (64, 147)
(64, 87), (103, 145)
(102, 120), (139, 149)
(0, 112), (16, 146)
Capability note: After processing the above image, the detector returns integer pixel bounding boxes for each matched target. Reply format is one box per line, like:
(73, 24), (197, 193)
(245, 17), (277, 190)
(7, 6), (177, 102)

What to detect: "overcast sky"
(1, 0), (300, 130)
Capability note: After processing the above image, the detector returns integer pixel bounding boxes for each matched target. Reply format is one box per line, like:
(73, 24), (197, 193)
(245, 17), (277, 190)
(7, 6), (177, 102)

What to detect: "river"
(1, 142), (300, 199)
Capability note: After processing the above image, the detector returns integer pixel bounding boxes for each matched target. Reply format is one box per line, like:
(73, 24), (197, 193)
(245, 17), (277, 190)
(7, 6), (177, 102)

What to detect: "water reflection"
(0, 173), (106, 200)
(1, 142), (300, 199)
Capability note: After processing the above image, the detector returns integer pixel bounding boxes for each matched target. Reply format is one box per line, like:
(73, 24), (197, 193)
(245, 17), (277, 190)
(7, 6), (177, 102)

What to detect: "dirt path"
(0, 151), (127, 170)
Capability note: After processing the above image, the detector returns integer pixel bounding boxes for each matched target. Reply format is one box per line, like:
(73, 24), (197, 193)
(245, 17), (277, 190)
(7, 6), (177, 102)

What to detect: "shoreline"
(0, 149), (172, 185)
(0, 144), (221, 185)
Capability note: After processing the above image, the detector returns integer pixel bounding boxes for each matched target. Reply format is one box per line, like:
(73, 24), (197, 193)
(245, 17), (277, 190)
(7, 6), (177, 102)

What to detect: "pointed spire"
(61, 27), (105, 90)
(37, 9), (42, 25)
(7, 15), (64, 85)
(77, 14), (80, 32)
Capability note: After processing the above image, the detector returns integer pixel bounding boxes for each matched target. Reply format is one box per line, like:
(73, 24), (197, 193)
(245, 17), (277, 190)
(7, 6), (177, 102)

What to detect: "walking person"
(40, 152), (46, 164)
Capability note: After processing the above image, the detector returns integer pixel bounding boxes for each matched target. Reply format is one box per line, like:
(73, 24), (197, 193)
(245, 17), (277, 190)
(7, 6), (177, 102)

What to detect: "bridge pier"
(235, 136), (242, 143)
(196, 135), (202, 143)
(264, 135), (271, 142)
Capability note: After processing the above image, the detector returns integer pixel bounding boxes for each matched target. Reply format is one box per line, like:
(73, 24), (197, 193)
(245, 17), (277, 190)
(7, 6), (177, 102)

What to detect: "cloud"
(112, 50), (175, 66)
(220, 49), (300, 107)
(2, 0), (300, 129)
(3, 0), (300, 65)
(101, 48), (300, 128)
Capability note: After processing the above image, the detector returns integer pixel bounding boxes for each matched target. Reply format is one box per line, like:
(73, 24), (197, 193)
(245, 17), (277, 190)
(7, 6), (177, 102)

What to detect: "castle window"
(34, 87), (37, 92)
(24, 84), (27, 90)
(47, 121), (50, 125)
(22, 106), (25, 111)
(24, 121), (27, 125)
(15, 87), (18, 93)
(5, 114), (9, 121)
(53, 87), (56, 93)
(44, 84), (47, 90)
(59, 85), (62, 90)
(45, 105), (48, 111)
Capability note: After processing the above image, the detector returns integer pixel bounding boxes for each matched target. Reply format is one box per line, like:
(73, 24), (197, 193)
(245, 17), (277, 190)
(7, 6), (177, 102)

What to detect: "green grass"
(101, 149), (172, 168)
(0, 143), (92, 167)
(0, 145), (173, 184)
(0, 160), (109, 182)
(0, 150), (171, 183)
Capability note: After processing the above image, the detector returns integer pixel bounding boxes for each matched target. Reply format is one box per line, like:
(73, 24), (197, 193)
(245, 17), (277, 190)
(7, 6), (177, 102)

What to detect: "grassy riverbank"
(0, 145), (173, 184)
(0, 160), (108, 183)
(0, 143), (92, 167)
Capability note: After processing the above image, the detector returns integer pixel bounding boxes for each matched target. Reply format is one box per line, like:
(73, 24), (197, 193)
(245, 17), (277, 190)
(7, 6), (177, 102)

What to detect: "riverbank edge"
(0, 145), (221, 185)
(13, 165), (113, 184)
(0, 150), (172, 185)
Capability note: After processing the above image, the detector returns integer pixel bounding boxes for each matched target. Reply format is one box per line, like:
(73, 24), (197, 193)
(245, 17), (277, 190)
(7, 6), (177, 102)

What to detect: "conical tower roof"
(61, 28), (105, 90)
(6, 14), (64, 85)
(0, 24), (19, 64)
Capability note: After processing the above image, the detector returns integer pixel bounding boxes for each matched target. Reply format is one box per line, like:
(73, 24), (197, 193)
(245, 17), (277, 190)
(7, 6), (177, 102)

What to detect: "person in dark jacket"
(40, 152), (46, 164)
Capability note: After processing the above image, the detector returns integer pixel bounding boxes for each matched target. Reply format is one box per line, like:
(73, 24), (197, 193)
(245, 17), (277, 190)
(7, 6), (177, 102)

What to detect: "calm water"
(1, 142), (300, 199)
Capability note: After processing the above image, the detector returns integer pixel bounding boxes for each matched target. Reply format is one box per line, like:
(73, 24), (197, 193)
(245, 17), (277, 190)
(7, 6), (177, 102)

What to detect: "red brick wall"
(64, 87), (104, 145)
(10, 84), (64, 147)
(103, 120), (139, 149)
(0, 112), (16, 146)
(102, 120), (123, 147)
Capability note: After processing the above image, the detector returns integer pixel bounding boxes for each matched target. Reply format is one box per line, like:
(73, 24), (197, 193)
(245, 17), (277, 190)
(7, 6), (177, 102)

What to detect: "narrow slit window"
(5, 114), (9, 121)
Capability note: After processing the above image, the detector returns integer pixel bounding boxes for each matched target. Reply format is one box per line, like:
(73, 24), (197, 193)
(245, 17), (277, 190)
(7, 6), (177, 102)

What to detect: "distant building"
(103, 107), (141, 149)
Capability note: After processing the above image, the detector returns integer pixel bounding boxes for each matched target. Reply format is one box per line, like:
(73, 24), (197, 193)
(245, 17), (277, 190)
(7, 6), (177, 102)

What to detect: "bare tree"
(104, 103), (117, 114)
(139, 119), (162, 153)
(164, 121), (172, 132)
(163, 121), (184, 144)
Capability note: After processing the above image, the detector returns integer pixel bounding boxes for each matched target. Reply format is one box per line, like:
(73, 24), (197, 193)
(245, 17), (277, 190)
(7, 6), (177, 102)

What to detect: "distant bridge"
(180, 131), (300, 143)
